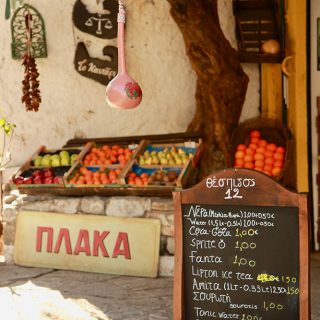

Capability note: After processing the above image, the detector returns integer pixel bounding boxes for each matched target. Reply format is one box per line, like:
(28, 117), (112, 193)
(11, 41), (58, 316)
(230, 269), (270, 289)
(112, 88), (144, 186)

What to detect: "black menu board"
(173, 169), (309, 320)
(182, 204), (299, 320)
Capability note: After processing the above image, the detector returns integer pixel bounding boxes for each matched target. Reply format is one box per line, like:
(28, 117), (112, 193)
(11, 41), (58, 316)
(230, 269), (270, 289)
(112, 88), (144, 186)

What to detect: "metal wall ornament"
(11, 4), (47, 60)
(72, 0), (118, 39)
(74, 42), (118, 85)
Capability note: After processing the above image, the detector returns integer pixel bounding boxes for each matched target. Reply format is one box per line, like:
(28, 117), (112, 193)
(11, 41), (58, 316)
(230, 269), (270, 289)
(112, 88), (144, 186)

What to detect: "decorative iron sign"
(74, 42), (117, 85)
(72, 0), (118, 39)
(11, 4), (47, 60)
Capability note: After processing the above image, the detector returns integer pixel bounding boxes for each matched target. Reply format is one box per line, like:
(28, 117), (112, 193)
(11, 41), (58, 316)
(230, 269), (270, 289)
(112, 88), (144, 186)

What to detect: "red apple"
(43, 168), (54, 178)
(32, 170), (44, 179)
(23, 177), (33, 184)
(33, 176), (43, 184)
(13, 176), (24, 185)
(44, 177), (53, 184)
(53, 176), (63, 184)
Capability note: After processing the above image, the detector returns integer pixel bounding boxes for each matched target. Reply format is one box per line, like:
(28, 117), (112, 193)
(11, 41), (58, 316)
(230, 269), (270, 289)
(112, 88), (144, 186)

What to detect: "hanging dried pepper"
(21, 11), (41, 112)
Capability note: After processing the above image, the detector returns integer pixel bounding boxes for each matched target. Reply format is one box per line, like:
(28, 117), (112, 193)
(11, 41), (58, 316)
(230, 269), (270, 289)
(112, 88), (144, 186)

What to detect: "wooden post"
(285, 0), (308, 192)
(261, 63), (283, 121)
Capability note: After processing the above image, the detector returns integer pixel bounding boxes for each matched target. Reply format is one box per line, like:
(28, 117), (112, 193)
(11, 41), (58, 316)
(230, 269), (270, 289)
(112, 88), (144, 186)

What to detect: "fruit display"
(126, 165), (180, 187)
(138, 146), (194, 166)
(33, 150), (79, 167)
(13, 167), (67, 185)
(83, 145), (135, 166)
(67, 166), (122, 185)
(233, 129), (286, 178)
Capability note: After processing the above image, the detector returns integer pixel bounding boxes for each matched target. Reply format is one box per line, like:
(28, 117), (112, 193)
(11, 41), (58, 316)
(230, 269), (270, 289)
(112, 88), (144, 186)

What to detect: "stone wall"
(2, 192), (175, 276)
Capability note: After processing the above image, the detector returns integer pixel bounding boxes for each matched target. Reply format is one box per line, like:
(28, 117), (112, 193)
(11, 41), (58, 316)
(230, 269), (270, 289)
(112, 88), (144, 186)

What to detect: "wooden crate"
(11, 143), (92, 190)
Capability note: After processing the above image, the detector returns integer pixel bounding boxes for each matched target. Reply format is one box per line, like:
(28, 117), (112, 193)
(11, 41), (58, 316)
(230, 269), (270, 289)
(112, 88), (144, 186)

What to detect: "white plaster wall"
(0, 0), (259, 168)
(311, 0), (320, 250)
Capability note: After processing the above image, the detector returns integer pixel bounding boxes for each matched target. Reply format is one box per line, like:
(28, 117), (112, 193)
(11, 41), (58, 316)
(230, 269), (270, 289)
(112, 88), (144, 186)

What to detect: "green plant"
(0, 117), (16, 169)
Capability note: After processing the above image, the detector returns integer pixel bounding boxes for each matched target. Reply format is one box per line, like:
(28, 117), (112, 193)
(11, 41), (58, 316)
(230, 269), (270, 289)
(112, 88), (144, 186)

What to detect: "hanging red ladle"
(106, 0), (142, 109)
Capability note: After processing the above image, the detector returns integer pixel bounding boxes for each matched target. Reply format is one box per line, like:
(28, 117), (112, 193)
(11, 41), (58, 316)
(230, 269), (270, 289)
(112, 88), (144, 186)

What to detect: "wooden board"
(14, 211), (161, 278)
(173, 168), (309, 320)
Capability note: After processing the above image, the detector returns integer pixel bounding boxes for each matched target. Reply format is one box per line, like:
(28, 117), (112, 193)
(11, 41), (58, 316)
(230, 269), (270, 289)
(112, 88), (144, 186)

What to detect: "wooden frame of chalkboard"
(173, 168), (309, 320)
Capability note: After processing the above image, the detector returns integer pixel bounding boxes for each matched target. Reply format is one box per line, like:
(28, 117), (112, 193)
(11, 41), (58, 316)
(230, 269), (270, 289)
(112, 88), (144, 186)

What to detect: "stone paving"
(0, 253), (319, 319)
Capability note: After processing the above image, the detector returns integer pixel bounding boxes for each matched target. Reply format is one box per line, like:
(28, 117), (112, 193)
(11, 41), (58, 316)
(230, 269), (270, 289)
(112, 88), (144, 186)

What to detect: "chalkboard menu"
(173, 169), (309, 320)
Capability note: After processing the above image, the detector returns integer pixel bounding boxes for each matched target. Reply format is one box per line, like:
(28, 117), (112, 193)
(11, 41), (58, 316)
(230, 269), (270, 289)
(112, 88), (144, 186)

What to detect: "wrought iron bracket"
(11, 4), (47, 60)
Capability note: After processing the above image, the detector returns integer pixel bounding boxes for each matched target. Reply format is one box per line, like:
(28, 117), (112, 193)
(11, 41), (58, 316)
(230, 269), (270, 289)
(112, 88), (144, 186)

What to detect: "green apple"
(145, 157), (152, 165)
(61, 157), (70, 166)
(160, 158), (168, 165)
(59, 150), (70, 159)
(139, 156), (145, 165)
(41, 157), (52, 167)
(33, 156), (43, 167)
(70, 154), (78, 165)
(51, 154), (60, 160)
(51, 158), (61, 167)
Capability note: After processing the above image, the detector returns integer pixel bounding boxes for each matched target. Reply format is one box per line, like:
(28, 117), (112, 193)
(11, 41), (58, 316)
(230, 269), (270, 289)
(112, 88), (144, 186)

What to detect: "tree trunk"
(167, 0), (249, 177)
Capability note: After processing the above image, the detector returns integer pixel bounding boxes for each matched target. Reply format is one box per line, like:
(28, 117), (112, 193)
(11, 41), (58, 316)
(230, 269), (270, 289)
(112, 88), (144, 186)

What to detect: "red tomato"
(263, 170), (272, 176)
(254, 167), (263, 172)
(250, 130), (261, 139)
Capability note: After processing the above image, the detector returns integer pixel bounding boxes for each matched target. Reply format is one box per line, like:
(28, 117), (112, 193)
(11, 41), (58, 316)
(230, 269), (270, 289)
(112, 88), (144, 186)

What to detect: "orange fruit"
(258, 140), (267, 147)
(264, 164), (273, 172)
(265, 157), (275, 166)
(272, 167), (282, 177)
(250, 130), (261, 139)
(266, 143), (277, 152)
(245, 148), (255, 156)
(237, 144), (246, 151)
(274, 160), (284, 168)
(235, 151), (245, 160)
(234, 159), (244, 167)
(244, 162), (254, 169)
(254, 153), (264, 161)
(276, 146), (286, 154)
(255, 159), (264, 168)
(273, 152), (284, 161)
(244, 154), (253, 162)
